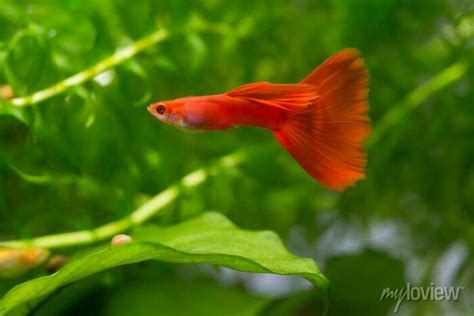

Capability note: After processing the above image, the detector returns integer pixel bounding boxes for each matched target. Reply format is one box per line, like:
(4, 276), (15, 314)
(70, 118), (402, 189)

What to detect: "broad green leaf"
(0, 212), (329, 315)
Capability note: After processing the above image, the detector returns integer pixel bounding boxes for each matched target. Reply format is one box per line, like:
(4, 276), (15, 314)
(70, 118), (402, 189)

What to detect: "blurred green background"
(0, 0), (473, 315)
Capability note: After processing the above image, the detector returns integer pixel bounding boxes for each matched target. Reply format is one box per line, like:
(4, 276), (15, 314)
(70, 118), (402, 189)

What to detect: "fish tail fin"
(272, 49), (370, 190)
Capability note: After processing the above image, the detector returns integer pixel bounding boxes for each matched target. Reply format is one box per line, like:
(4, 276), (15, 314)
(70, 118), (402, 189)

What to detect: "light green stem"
(9, 28), (168, 107)
(0, 151), (245, 249)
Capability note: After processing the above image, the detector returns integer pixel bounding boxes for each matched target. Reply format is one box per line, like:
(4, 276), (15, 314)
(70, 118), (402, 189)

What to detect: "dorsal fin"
(227, 82), (317, 110)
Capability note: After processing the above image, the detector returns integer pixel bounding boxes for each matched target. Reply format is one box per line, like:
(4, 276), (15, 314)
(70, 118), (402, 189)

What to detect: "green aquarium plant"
(0, 1), (472, 315)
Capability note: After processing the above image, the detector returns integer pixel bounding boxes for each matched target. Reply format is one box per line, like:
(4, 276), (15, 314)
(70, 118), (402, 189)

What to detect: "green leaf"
(0, 212), (329, 315)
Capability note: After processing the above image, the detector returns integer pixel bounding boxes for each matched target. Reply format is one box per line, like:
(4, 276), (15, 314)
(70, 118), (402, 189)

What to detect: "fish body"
(149, 49), (370, 190)
(148, 88), (293, 131)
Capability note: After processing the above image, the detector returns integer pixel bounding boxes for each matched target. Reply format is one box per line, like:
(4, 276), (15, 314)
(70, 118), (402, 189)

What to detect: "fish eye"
(155, 103), (166, 115)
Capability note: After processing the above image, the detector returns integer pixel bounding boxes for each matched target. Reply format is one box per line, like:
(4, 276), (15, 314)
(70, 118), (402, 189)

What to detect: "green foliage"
(0, 212), (327, 315)
(0, 0), (473, 315)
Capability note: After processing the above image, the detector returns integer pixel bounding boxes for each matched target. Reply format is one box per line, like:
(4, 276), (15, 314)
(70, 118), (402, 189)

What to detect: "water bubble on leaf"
(111, 234), (132, 246)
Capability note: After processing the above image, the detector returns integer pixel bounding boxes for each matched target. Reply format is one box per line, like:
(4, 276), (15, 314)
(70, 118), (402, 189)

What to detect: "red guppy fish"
(148, 49), (370, 191)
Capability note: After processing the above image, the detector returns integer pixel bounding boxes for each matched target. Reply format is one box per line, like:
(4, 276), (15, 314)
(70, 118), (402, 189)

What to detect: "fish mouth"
(147, 105), (154, 115)
(147, 105), (160, 119)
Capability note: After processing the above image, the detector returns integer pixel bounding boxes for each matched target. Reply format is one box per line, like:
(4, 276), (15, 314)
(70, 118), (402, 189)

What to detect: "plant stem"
(0, 151), (246, 249)
(9, 28), (169, 107)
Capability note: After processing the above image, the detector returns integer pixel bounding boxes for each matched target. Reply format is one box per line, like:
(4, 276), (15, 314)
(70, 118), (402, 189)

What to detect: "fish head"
(148, 99), (187, 129)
